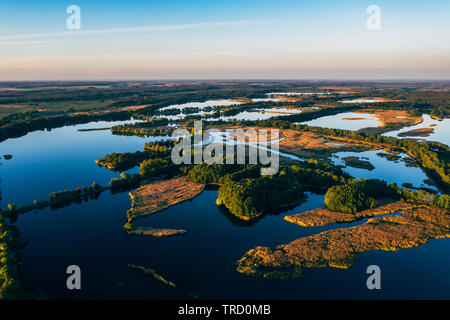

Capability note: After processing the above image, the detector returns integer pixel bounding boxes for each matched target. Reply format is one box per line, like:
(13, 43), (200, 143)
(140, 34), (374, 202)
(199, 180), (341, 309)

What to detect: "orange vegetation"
(358, 97), (404, 102)
(284, 201), (418, 227)
(128, 176), (204, 221)
(259, 110), (300, 115)
(274, 95), (301, 102)
(277, 129), (372, 158)
(398, 127), (434, 137)
(237, 205), (450, 278)
(279, 130), (343, 150)
(230, 97), (252, 103)
(119, 104), (151, 111)
(126, 227), (186, 237)
(208, 126), (381, 158)
(355, 109), (422, 127)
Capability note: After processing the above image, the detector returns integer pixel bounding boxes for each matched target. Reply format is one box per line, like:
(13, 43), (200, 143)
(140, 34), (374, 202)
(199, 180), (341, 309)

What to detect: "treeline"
(0, 111), (131, 143)
(287, 160), (350, 189)
(8, 178), (136, 215)
(96, 148), (169, 171)
(185, 163), (261, 184)
(110, 152), (181, 191)
(270, 105), (355, 123)
(144, 140), (175, 151)
(355, 90), (450, 118)
(156, 105), (222, 117)
(6, 141), (183, 215)
(185, 157), (350, 189)
(388, 183), (450, 209)
(96, 140), (176, 172)
(6, 182), (108, 215)
(324, 179), (449, 214)
(49, 182), (106, 209)
(192, 103), (356, 124)
(109, 152), (184, 191)
(0, 80), (280, 106)
(110, 119), (174, 137)
(214, 100), (328, 118)
(109, 173), (141, 193)
(106, 151), (182, 192)
(0, 210), (28, 299)
(357, 101), (449, 119)
(102, 85), (280, 114)
(96, 151), (155, 171)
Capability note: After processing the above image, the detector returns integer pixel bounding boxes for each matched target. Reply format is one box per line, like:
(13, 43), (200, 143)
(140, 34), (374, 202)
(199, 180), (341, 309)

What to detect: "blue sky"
(0, 0), (449, 80)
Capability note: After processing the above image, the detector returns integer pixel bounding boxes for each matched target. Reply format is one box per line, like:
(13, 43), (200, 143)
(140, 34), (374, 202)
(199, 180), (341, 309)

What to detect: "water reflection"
(383, 114), (450, 146)
(332, 150), (437, 191)
(299, 112), (380, 130)
(299, 112), (449, 146)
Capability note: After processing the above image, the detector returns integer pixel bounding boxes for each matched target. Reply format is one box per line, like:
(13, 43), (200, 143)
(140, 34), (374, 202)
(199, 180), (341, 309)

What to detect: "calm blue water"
(383, 114), (450, 146)
(300, 113), (449, 146)
(299, 112), (381, 131)
(0, 120), (168, 206)
(331, 150), (437, 191)
(1, 119), (449, 299)
(15, 189), (450, 299)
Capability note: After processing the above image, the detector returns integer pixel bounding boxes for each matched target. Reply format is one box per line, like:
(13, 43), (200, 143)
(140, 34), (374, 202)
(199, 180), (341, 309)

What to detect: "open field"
(237, 205), (450, 278)
(277, 129), (372, 159)
(354, 109), (423, 127)
(284, 200), (418, 226)
(398, 127), (434, 137)
(127, 176), (205, 221)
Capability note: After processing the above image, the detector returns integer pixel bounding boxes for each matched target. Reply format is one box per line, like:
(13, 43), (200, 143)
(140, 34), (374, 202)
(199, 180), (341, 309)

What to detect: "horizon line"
(0, 78), (449, 83)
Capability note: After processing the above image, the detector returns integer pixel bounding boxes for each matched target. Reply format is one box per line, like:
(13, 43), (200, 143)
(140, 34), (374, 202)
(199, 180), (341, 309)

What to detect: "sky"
(0, 0), (449, 80)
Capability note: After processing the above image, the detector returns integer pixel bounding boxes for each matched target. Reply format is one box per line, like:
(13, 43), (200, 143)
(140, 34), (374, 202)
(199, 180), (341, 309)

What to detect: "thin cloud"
(0, 40), (62, 46)
(0, 20), (276, 41)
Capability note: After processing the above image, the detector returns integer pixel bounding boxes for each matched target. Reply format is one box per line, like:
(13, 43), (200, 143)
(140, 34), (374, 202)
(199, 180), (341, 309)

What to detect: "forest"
(0, 111), (131, 143)
(0, 210), (28, 299)
(110, 120), (174, 137)
(324, 179), (387, 213)
(96, 141), (173, 171)
(184, 159), (352, 220)
(216, 175), (305, 220)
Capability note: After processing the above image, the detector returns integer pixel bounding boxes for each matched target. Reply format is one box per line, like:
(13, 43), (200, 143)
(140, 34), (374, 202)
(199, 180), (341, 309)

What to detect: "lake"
(160, 99), (242, 111)
(0, 117), (449, 299)
(299, 112), (381, 131)
(300, 112), (449, 146)
(383, 114), (450, 146)
(331, 150), (437, 191)
(157, 98), (306, 122)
